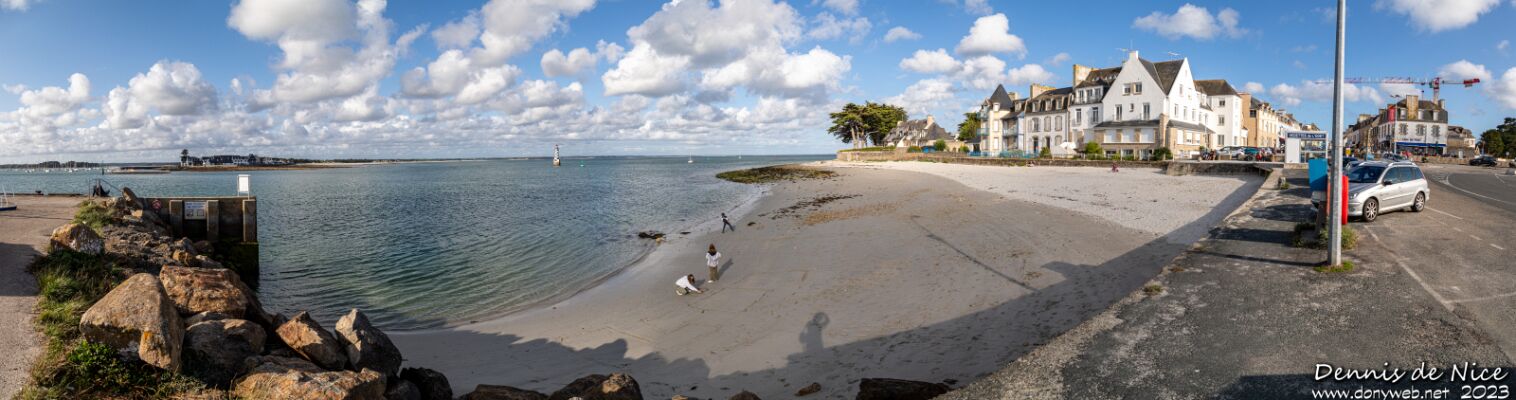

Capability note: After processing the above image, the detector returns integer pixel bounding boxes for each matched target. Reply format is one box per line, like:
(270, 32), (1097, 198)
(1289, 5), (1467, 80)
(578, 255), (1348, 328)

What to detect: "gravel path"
(0, 195), (76, 398)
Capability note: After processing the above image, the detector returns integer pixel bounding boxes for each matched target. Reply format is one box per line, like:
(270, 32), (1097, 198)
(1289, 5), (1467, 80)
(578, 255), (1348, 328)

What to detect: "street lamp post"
(1329, 0), (1346, 267)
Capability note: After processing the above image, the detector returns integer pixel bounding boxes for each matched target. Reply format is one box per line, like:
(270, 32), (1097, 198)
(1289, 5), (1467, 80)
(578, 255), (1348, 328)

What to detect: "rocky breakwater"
(47, 188), (964, 400)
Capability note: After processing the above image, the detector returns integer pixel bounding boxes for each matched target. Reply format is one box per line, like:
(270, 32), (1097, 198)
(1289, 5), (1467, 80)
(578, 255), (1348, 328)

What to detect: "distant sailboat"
(687, 157), (694, 164)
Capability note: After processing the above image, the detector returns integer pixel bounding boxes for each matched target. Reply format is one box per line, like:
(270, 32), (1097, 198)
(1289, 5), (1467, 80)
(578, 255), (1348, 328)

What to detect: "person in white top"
(675, 274), (702, 295)
(705, 244), (722, 282)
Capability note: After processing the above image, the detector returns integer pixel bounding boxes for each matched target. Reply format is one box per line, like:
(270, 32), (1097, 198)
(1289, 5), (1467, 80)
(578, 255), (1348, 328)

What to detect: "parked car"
(1239, 147), (1262, 161)
(1470, 155), (1498, 166)
(1340, 161), (1429, 222)
(1343, 156), (1361, 170)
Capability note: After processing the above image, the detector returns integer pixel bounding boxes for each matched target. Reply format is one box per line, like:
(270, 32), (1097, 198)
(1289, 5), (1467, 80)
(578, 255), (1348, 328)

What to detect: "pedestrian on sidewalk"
(706, 244), (722, 282)
(721, 212), (736, 233)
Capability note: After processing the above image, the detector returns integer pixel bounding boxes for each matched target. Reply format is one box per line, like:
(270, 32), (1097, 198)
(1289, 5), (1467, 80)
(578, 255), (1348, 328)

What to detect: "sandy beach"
(389, 162), (1260, 398)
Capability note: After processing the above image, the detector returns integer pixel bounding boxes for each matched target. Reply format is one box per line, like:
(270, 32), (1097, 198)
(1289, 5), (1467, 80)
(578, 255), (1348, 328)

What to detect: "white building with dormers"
(974, 50), (1280, 159)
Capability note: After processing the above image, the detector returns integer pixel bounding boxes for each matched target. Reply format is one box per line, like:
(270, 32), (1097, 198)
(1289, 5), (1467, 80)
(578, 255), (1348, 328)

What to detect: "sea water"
(0, 155), (826, 329)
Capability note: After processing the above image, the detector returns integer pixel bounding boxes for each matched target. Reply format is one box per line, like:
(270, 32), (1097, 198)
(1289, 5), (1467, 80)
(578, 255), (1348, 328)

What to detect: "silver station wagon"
(1344, 161), (1430, 222)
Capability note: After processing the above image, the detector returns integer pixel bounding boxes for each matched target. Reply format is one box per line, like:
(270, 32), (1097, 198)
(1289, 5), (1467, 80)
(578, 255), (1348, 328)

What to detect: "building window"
(1116, 106), (1123, 121)
(1033, 118), (1041, 132)
(1055, 116), (1063, 131)
(1220, 99), (1226, 107)
(1416, 125), (1425, 136)
(1140, 129), (1154, 143)
(1143, 103), (1151, 120)
(1126, 130), (1137, 143)
(1433, 125), (1441, 138)
(1107, 130), (1118, 143)
(1135, 83), (1142, 94)
(1075, 109), (1083, 126)
(1399, 124), (1407, 135)
(1093, 108), (1101, 124)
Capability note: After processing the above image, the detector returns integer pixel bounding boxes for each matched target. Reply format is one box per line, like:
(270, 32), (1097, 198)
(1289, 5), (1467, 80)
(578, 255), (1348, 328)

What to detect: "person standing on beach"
(706, 244), (722, 282)
(721, 213), (736, 233)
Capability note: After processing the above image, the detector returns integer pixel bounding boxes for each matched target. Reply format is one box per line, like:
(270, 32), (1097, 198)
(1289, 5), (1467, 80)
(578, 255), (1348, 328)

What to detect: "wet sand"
(390, 163), (1259, 399)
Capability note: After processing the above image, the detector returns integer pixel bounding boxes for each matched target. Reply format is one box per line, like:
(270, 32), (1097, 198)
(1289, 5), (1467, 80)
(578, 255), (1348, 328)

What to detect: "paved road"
(1352, 163), (1516, 362)
(0, 196), (76, 398)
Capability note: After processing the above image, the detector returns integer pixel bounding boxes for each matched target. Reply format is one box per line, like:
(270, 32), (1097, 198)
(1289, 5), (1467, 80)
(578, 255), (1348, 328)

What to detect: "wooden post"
(242, 199), (257, 243)
(206, 200), (220, 241)
(169, 200), (184, 237)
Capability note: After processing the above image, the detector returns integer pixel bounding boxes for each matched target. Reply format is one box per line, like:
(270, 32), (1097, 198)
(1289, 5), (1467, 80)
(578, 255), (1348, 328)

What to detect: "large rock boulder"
(159, 264), (254, 317)
(547, 373), (642, 400)
(400, 367), (453, 400)
(730, 391), (762, 400)
(463, 385), (548, 400)
(234, 356), (386, 400)
(385, 379), (422, 400)
(335, 309), (403, 376)
(183, 318), (266, 387)
(79, 273), (183, 371)
(275, 311), (349, 370)
(97, 225), (177, 270)
(50, 223), (104, 255)
(854, 378), (950, 400)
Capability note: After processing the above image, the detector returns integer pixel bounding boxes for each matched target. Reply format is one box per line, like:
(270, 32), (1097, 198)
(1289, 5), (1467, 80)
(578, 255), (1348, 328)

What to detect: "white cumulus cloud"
(541, 48), (598, 77)
(815, 0), (857, 15)
(1133, 4), (1247, 40)
(2, 0), (35, 11)
(900, 49), (960, 74)
(955, 14), (1026, 58)
(1374, 0), (1502, 32)
(807, 12), (871, 43)
(884, 26), (921, 43)
(1268, 81), (1383, 107)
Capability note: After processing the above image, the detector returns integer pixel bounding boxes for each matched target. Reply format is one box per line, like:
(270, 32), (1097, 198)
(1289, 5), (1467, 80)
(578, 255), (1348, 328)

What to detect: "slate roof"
(1167, 120), (1216, 134)
(987, 84), (1014, 107)
(1093, 119), (1161, 128)
(1138, 59), (1185, 94)
(1194, 79), (1238, 96)
(1076, 67), (1123, 88)
(884, 118), (952, 143)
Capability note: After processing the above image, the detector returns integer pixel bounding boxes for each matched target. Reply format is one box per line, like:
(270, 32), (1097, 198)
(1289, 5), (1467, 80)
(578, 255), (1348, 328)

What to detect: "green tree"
(1151, 147), (1173, 161)
(828, 103), (868, 149)
(863, 102), (908, 146)
(957, 112), (981, 142)
(933, 139), (947, 151)
(827, 102), (908, 148)
(1038, 146), (1052, 158)
(1081, 141), (1102, 155)
(1483, 129), (1506, 157)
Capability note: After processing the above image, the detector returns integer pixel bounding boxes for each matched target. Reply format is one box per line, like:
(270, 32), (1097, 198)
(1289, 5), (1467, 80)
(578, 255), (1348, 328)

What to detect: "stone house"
(885, 116), (953, 149)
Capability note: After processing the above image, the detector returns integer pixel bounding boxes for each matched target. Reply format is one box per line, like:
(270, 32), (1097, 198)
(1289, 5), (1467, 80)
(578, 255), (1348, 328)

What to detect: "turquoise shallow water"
(0, 155), (826, 329)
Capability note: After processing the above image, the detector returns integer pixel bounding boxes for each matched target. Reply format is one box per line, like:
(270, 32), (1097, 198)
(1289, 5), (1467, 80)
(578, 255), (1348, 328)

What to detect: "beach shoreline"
(389, 161), (1261, 398)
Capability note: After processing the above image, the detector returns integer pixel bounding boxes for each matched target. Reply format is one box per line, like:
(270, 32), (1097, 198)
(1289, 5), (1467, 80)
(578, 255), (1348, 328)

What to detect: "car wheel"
(1412, 192), (1425, 212)
(1363, 198), (1379, 222)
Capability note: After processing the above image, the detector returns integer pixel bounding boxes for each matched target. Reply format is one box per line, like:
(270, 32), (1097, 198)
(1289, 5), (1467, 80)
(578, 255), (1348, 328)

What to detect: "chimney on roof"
(1436, 98), (1445, 110)
(1072, 64), (1092, 87)
(926, 115), (935, 128)
(1357, 114), (1371, 123)
(1128, 50), (1139, 61)
(1029, 84), (1053, 99)
(1406, 94), (1420, 118)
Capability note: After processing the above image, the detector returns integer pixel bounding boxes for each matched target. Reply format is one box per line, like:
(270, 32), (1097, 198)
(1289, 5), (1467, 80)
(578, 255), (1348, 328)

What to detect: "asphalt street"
(1353, 163), (1516, 362)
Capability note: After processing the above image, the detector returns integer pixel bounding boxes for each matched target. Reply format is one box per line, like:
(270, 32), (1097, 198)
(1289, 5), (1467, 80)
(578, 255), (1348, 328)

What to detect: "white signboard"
(184, 201), (208, 220)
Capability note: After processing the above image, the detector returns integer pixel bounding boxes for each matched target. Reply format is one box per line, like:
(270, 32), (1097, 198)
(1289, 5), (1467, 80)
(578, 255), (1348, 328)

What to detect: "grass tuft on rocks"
(71, 200), (114, 231)
(1143, 284), (1164, 295)
(717, 166), (836, 184)
(20, 204), (211, 399)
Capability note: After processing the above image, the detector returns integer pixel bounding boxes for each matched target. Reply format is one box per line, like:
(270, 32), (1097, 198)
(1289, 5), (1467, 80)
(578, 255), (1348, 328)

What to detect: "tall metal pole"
(1329, 0), (1346, 266)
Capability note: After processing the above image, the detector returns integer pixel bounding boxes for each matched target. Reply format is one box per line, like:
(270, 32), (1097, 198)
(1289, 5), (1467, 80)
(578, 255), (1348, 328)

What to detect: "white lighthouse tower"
(552, 144), (562, 167)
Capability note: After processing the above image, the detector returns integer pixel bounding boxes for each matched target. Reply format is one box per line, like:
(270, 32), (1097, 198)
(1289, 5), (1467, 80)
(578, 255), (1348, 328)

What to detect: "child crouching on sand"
(675, 274), (702, 295)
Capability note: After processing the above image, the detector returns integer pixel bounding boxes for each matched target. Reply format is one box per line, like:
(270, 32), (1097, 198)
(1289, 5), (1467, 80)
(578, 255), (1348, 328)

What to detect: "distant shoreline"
(171, 159), (488, 172)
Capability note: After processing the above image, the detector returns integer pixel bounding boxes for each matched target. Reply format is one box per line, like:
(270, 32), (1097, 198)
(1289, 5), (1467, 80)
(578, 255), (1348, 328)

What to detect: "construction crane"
(1311, 77), (1481, 101)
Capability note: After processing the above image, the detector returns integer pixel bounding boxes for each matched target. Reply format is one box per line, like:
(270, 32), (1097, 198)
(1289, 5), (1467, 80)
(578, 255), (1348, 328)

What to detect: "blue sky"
(1, 0), (1514, 162)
